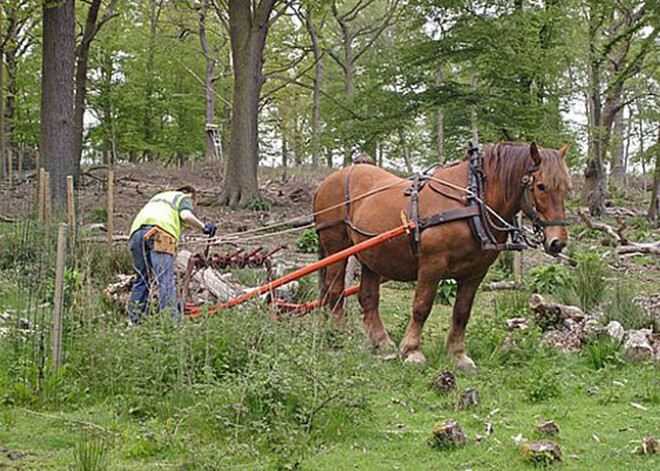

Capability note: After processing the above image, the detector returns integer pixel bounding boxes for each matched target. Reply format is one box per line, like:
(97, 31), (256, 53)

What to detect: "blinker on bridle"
(521, 168), (571, 231)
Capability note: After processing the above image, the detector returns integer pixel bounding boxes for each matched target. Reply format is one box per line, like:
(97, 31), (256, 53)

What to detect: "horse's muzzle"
(545, 238), (566, 256)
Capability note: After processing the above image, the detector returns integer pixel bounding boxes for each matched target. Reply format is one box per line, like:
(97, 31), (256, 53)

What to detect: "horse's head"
(521, 142), (571, 255)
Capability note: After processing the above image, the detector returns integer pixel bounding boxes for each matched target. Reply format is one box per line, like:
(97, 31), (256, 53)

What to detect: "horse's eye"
(537, 182), (547, 192)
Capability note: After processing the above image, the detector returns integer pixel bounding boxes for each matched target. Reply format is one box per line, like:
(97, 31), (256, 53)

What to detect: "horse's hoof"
(374, 336), (396, 352)
(456, 354), (477, 374)
(403, 350), (426, 365)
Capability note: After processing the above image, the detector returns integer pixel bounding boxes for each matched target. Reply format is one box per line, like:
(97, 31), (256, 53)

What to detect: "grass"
(1, 222), (659, 469)
(1, 285), (659, 469)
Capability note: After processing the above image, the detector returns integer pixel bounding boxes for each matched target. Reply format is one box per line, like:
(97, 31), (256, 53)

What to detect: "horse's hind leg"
(445, 279), (481, 374)
(399, 276), (440, 364)
(358, 263), (394, 351)
(318, 229), (350, 327)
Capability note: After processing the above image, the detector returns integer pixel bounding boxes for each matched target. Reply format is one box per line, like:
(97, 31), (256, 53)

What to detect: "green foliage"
(45, 267), (83, 308)
(527, 264), (570, 294)
(297, 229), (319, 254)
(434, 279), (457, 305)
(246, 198), (270, 212)
(89, 206), (108, 223)
(525, 368), (561, 403)
(73, 433), (109, 471)
(584, 338), (623, 371)
(569, 252), (607, 312)
(604, 283), (659, 332)
(493, 290), (529, 317)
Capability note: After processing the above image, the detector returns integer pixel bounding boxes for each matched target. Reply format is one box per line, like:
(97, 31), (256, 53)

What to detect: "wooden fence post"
(38, 168), (46, 221)
(44, 171), (52, 231)
(107, 169), (114, 246)
(52, 223), (68, 373)
(514, 214), (523, 287)
(67, 176), (75, 246)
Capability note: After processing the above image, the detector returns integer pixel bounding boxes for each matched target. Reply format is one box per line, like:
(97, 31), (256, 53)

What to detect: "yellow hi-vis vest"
(129, 191), (188, 241)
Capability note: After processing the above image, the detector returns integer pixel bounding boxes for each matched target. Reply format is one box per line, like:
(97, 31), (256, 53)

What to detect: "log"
(176, 250), (244, 301)
(577, 209), (660, 257)
(529, 293), (585, 327)
(577, 208), (627, 244)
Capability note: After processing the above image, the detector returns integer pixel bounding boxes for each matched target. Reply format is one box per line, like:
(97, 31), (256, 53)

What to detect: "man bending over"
(127, 185), (216, 323)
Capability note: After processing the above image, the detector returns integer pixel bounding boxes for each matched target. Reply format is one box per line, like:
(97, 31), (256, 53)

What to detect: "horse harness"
(320, 144), (566, 258)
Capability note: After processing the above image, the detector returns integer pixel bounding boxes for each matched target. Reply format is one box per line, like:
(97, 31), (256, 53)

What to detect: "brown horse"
(313, 142), (571, 372)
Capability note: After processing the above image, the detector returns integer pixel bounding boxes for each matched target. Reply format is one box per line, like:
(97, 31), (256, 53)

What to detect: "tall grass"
(604, 283), (659, 332)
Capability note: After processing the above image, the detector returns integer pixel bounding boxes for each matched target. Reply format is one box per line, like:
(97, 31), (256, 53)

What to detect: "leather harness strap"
(418, 205), (480, 230)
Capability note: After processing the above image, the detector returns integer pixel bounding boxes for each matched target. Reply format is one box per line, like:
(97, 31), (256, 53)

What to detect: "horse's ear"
(559, 142), (571, 159)
(530, 141), (541, 166)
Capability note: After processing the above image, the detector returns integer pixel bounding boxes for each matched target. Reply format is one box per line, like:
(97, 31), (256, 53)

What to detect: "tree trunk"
(648, 126), (660, 223)
(435, 68), (444, 160)
(100, 47), (117, 165)
(40, 0), (76, 208)
(583, 34), (606, 216)
(623, 104), (632, 187)
(200, 0), (216, 161)
(73, 0), (103, 178)
(470, 69), (479, 147)
(342, 33), (354, 167)
(610, 107), (625, 188)
(222, 0), (277, 206)
(143, 0), (161, 161)
(0, 4), (5, 181)
(305, 10), (323, 169)
(4, 4), (18, 150)
(281, 129), (288, 180)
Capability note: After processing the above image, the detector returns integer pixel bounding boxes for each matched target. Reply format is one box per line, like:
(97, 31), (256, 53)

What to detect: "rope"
(184, 167), (543, 248)
(181, 176), (414, 246)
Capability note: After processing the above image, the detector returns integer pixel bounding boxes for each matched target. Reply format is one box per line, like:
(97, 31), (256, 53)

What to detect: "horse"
(313, 142), (571, 373)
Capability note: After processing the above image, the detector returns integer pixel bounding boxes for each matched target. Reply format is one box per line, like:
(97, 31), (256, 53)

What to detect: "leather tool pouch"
(150, 228), (176, 255)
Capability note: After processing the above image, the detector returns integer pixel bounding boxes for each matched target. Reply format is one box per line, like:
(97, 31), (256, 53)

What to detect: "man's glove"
(203, 222), (217, 237)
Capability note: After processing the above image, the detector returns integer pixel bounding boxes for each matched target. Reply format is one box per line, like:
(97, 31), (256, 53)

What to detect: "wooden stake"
(38, 167), (46, 221)
(52, 223), (68, 373)
(67, 176), (75, 246)
(514, 214), (523, 287)
(107, 169), (114, 246)
(44, 171), (52, 231)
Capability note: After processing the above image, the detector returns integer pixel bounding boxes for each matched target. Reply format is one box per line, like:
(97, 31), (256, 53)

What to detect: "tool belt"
(144, 226), (177, 255)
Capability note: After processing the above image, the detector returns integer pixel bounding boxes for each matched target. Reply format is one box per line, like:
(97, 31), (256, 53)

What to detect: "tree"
(328, 0), (399, 166)
(583, 1), (658, 216)
(73, 0), (119, 176)
(199, 0), (217, 161)
(40, 0), (75, 207)
(301, 4), (325, 168)
(222, 0), (283, 206)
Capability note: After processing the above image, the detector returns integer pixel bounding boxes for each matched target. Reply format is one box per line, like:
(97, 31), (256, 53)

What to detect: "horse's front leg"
(400, 277), (440, 364)
(358, 263), (394, 351)
(445, 278), (483, 374)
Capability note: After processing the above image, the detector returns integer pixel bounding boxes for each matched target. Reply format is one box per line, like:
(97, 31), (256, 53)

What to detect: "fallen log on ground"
(176, 250), (244, 302)
(529, 293), (585, 326)
(577, 209), (659, 257)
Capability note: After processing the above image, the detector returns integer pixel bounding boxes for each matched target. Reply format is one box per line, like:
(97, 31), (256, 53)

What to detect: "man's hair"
(177, 185), (197, 199)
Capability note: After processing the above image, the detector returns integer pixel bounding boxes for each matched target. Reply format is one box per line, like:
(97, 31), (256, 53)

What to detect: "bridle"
(520, 168), (571, 240)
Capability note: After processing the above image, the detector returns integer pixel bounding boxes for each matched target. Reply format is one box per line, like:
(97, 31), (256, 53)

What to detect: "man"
(127, 185), (216, 323)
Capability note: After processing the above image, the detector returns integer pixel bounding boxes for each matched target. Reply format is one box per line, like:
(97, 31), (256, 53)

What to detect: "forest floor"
(0, 162), (659, 469)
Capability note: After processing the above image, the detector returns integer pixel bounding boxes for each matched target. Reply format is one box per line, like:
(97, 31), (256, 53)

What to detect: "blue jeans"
(128, 226), (180, 323)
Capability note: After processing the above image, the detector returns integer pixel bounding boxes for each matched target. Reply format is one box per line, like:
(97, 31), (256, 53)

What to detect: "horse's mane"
(482, 142), (570, 201)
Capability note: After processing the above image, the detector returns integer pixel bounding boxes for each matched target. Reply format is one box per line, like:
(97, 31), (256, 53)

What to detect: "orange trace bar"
(185, 223), (412, 318)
